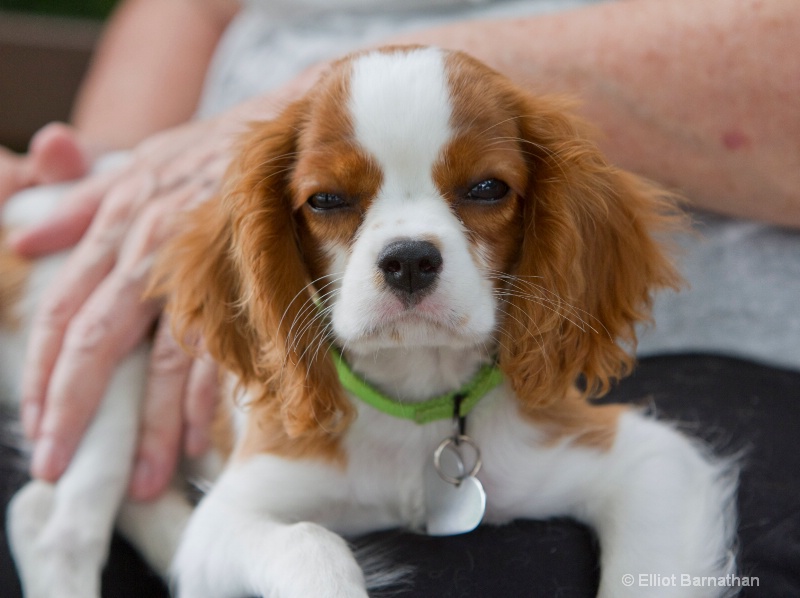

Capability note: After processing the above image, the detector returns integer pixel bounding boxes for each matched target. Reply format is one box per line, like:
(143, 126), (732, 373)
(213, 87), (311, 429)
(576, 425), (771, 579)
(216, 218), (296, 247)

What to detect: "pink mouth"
(375, 295), (451, 326)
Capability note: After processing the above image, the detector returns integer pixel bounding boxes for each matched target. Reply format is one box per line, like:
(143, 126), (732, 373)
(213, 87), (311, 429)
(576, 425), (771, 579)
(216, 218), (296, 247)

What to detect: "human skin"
(1, 0), (242, 500)
(3, 0), (798, 500)
(73, 0), (242, 149)
(0, 0), (238, 202)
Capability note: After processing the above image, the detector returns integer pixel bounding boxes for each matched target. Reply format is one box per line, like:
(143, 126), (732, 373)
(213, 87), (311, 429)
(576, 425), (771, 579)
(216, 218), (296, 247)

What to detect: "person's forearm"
(71, 0), (240, 150)
(396, 0), (800, 227)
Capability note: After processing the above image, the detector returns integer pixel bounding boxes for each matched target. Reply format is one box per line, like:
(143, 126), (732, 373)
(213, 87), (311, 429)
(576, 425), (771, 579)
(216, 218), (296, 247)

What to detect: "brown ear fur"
(499, 94), (683, 411)
(150, 197), (260, 382)
(0, 230), (30, 329)
(152, 100), (352, 439)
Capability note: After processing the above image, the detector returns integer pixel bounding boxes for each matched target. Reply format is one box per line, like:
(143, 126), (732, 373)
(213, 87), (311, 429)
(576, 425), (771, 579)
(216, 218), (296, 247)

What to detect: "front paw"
(173, 521), (369, 598)
(267, 523), (369, 598)
(8, 480), (104, 598)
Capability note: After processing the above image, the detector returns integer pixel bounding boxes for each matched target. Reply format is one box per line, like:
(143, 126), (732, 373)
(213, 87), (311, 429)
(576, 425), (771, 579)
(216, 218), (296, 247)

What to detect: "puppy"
(1, 46), (737, 598)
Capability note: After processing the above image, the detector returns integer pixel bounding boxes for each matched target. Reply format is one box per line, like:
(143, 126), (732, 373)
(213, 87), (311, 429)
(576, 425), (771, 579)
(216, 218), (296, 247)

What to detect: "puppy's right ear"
(149, 170), (260, 382)
(152, 98), (353, 439)
(149, 102), (311, 384)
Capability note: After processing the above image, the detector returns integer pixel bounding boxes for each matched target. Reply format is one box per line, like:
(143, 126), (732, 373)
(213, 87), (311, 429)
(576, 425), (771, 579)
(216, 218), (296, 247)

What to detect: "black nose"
(377, 240), (443, 299)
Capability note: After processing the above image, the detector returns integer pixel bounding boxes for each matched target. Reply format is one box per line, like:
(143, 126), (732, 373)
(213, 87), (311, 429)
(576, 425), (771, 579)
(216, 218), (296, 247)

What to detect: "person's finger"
(183, 352), (219, 458)
(123, 181), (220, 499)
(129, 315), (190, 501)
(9, 146), (137, 259)
(1, 122), (99, 210)
(30, 267), (162, 481)
(27, 122), (92, 185)
(8, 165), (132, 258)
(155, 129), (229, 192)
(18, 169), (152, 437)
(29, 177), (211, 480)
(22, 173), (162, 460)
(19, 228), (118, 440)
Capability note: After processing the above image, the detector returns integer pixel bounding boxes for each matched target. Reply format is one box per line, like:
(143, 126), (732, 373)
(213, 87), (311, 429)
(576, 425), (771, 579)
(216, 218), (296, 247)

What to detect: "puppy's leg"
(7, 347), (147, 598)
(116, 486), (194, 577)
(583, 413), (737, 598)
(172, 457), (369, 598)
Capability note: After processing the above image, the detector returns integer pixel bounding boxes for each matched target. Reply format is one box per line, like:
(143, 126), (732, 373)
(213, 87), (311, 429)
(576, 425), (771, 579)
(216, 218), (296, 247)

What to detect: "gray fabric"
(197, 0), (800, 373)
(197, 0), (596, 118)
(639, 213), (800, 372)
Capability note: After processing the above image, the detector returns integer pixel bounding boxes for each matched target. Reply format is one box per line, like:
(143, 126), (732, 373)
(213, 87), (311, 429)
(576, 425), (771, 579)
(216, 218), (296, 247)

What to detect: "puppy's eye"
(307, 192), (347, 210)
(467, 179), (510, 202)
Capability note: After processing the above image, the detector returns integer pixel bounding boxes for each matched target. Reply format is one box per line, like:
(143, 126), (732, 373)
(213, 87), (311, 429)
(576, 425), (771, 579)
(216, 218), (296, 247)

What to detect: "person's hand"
(11, 115), (239, 500)
(0, 123), (92, 204)
(9, 65), (323, 501)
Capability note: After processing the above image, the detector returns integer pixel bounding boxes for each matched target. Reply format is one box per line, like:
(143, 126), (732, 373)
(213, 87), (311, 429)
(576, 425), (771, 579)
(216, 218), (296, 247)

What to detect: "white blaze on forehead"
(332, 49), (498, 351)
(348, 48), (452, 196)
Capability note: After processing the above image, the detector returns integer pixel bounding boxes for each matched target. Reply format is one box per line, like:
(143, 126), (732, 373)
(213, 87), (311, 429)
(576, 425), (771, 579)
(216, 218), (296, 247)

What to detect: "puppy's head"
(159, 47), (680, 438)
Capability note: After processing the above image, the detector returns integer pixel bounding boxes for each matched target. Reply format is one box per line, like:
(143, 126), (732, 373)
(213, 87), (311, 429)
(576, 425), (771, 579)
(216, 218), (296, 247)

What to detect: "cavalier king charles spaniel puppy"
(2, 46), (737, 598)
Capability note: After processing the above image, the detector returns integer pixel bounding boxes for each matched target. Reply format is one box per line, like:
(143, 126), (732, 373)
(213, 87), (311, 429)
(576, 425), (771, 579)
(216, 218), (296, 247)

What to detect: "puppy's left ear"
(499, 95), (683, 409)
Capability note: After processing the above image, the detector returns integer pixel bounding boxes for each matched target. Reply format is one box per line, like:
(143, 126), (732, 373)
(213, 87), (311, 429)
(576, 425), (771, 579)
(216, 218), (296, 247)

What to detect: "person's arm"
(73, 0), (239, 149)
(0, 0), (240, 204)
(396, 0), (800, 227)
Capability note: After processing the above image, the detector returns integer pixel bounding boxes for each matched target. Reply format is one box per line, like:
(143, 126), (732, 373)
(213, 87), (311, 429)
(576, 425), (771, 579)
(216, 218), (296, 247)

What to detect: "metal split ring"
(433, 435), (482, 486)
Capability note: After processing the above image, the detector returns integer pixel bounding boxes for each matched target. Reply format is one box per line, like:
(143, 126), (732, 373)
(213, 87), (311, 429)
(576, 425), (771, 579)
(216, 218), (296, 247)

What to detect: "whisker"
(284, 277), (343, 353)
(285, 293), (335, 358)
(492, 286), (596, 334)
(309, 326), (337, 369)
(286, 286), (341, 358)
(277, 278), (342, 388)
(493, 304), (548, 356)
(489, 135), (573, 183)
(488, 269), (609, 337)
(490, 273), (591, 330)
(493, 305), (552, 381)
(294, 307), (337, 373)
(278, 273), (343, 341)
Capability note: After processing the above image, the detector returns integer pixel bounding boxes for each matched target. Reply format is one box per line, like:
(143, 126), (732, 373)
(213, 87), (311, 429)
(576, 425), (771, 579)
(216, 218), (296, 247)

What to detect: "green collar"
(331, 349), (504, 425)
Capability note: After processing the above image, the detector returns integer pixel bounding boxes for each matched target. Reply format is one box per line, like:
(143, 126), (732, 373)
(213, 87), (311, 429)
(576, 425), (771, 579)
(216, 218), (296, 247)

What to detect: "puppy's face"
(162, 46), (680, 435)
(291, 48), (526, 353)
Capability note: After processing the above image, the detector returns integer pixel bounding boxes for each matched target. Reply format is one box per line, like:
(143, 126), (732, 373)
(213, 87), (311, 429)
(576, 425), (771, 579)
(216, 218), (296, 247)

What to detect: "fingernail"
(21, 403), (40, 439)
(130, 458), (155, 500)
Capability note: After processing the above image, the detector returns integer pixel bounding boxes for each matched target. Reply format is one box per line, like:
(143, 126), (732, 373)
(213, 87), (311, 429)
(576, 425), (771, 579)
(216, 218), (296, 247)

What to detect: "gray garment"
(198, 0), (800, 372)
(197, 0), (596, 118)
(639, 214), (800, 372)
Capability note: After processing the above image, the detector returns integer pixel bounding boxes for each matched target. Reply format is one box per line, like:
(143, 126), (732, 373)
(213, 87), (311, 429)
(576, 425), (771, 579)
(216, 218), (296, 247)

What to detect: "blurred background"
(0, 1), (116, 151)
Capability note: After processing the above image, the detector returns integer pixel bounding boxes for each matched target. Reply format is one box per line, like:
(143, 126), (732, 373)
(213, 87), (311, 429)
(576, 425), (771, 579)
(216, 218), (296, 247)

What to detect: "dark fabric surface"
(1, 353), (799, 598)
